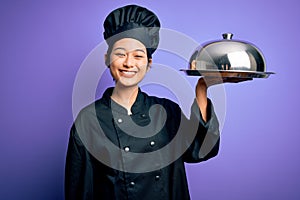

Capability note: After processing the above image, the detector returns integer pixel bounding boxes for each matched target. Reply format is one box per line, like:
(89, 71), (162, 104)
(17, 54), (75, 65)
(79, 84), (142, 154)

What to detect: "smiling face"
(107, 38), (151, 88)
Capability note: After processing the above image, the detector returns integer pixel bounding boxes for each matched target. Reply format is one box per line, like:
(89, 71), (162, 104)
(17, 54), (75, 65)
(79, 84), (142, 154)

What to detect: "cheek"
(109, 58), (122, 72)
(109, 65), (119, 80)
(138, 66), (149, 78)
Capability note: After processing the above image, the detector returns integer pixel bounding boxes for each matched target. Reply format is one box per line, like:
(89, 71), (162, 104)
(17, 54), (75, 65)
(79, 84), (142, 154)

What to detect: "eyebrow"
(113, 47), (146, 54)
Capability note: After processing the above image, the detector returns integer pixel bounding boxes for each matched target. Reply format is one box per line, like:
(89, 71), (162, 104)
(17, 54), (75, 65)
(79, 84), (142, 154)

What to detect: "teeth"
(122, 71), (135, 74)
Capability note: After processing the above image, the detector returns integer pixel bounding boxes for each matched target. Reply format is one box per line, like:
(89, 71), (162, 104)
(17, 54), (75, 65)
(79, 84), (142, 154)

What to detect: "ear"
(147, 58), (153, 72)
(104, 54), (110, 67)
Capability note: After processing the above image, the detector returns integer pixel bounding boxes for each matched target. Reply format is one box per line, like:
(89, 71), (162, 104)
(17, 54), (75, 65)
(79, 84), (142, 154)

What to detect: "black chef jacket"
(65, 87), (220, 200)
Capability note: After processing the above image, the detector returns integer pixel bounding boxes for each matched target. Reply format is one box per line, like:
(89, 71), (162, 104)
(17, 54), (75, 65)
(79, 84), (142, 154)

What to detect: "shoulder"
(75, 87), (113, 120)
(74, 102), (97, 121)
(142, 91), (181, 113)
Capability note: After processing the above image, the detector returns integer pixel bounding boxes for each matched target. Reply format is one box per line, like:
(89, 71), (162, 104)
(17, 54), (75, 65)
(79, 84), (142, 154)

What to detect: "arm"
(65, 126), (93, 200)
(183, 97), (220, 163)
(184, 77), (252, 162)
(195, 78), (209, 122)
(183, 77), (222, 162)
(196, 77), (252, 122)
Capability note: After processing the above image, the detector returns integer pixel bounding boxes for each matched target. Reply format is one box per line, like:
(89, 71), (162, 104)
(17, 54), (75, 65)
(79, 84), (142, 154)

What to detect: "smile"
(119, 70), (137, 77)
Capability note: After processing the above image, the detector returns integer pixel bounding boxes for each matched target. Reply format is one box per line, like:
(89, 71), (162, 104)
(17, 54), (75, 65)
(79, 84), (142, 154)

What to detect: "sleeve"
(64, 125), (94, 200)
(183, 98), (220, 163)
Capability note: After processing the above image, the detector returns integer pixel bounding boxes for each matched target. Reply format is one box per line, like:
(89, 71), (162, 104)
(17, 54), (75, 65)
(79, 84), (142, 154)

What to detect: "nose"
(123, 54), (135, 68)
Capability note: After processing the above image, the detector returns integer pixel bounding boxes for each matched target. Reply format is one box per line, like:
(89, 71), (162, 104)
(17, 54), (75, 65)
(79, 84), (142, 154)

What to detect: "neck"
(111, 84), (139, 115)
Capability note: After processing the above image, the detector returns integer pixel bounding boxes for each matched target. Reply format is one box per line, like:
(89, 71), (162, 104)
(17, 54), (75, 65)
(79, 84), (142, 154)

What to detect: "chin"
(116, 79), (139, 88)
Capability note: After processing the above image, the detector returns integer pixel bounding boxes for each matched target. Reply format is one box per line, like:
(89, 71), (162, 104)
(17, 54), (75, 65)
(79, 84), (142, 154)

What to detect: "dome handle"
(222, 33), (233, 40)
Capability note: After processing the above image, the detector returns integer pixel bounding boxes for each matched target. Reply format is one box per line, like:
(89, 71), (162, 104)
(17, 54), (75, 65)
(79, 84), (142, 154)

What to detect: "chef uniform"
(65, 5), (220, 200)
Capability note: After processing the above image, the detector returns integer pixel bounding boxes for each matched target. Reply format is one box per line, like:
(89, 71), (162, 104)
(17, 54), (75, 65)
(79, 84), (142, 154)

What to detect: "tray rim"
(180, 69), (275, 78)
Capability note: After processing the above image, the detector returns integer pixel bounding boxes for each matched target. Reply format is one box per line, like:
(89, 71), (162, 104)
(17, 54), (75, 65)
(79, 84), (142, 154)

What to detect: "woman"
(65, 4), (229, 200)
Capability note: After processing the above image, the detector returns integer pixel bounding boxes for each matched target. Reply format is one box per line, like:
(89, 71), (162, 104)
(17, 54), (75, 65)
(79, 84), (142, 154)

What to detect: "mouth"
(119, 69), (137, 77)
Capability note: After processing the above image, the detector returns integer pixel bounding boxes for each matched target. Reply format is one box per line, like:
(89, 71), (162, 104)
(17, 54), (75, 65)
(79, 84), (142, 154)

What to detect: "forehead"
(112, 38), (146, 51)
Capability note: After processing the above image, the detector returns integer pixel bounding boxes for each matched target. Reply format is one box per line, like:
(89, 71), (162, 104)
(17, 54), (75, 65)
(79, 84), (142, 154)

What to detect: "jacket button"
(124, 146), (130, 152)
(155, 175), (160, 180)
(141, 114), (146, 118)
(117, 118), (123, 123)
(130, 181), (135, 186)
(150, 141), (155, 146)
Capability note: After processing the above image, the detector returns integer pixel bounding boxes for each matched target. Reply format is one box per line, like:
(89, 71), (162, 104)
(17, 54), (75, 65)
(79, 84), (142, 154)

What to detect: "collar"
(100, 87), (147, 115)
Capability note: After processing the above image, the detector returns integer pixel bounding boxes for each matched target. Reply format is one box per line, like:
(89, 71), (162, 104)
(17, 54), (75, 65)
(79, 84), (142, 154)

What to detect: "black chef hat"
(103, 4), (160, 58)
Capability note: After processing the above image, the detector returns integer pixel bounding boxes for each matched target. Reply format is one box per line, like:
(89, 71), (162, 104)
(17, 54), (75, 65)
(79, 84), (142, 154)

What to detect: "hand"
(197, 76), (253, 89)
(222, 77), (253, 84)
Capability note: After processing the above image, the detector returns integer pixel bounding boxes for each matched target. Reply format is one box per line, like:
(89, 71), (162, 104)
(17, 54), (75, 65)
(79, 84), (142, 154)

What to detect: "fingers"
(223, 77), (253, 83)
(202, 77), (224, 87)
(200, 77), (253, 87)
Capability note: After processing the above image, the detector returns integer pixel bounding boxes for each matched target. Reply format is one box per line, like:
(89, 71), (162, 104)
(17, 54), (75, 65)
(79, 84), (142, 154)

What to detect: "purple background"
(1, 0), (299, 199)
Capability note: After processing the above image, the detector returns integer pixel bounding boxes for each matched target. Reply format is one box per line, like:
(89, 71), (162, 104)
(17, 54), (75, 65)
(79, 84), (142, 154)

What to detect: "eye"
(115, 53), (126, 57)
(135, 55), (144, 58)
(134, 52), (146, 59)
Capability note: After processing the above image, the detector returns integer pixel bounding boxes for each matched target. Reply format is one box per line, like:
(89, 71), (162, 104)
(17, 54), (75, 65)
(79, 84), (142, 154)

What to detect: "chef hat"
(103, 4), (160, 58)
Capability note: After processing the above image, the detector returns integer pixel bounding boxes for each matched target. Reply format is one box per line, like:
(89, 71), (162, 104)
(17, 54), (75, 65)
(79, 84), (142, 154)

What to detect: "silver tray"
(180, 69), (275, 78)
